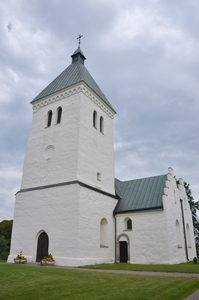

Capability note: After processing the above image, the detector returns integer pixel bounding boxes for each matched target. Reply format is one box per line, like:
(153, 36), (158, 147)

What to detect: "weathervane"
(77, 34), (83, 46)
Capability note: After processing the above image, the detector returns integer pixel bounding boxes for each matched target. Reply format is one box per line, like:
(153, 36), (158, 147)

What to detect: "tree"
(184, 182), (199, 255)
(184, 182), (199, 226)
(0, 220), (13, 240)
(0, 220), (13, 254)
(0, 236), (9, 253)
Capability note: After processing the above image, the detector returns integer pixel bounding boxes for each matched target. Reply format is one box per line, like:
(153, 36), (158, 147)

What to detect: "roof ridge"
(115, 173), (167, 183)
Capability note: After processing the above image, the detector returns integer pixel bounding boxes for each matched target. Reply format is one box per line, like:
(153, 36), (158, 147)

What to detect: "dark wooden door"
(120, 241), (128, 263)
(36, 232), (49, 262)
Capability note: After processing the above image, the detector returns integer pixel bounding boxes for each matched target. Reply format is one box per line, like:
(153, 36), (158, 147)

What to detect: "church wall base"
(7, 255), (115, 267)
(54, 257), (115, 267)
(7, 255), (34, 263)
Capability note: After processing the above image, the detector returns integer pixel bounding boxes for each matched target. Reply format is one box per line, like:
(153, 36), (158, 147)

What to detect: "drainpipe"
(180, 199), (189, 261)
(114, 214), (116, 264)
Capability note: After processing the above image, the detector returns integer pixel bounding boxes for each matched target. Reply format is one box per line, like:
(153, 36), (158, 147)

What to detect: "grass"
(0, 262), (199, 300)
(82, 261), (199, 273)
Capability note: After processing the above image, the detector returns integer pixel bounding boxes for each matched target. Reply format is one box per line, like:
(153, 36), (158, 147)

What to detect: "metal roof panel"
(114, 174), (167, 213)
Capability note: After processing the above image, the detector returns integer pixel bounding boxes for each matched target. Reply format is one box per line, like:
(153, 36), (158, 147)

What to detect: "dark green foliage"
(0, 220), (13, 240)
(184, 182), (199, 253)
(184, 182), (199, 226)
(175, 178), (199, 251)
(0, 220), (13, 254)
(0, 251), (9, 260)
(0, 236), (9, 253)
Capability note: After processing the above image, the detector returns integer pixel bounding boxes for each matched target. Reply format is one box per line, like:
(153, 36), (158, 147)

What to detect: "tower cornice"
(32, 82), (115, 119)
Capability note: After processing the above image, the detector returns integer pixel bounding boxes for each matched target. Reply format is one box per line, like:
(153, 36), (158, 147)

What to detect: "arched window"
(123, 217), (132, 231)
(100, 116), (104, 133)
(176, 220), (182, 247)
(93, 110), (97, 128)
(47, 110), (52, 127)
(127, 219), (132, 230)
(57, 107), (62, 124)
(100, 218), (108, 248)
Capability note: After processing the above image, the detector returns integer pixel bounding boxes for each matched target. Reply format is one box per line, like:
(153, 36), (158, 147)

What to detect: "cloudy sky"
(0, 0), (199, 221)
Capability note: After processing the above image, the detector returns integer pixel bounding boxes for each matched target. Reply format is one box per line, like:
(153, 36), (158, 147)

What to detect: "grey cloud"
(0, 0), (199, 221)
(7, 22), (12, 31)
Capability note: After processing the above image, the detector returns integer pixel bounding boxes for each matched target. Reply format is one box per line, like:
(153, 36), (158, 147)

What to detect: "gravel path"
(183, 289), (199, 300)
(76, 267), (199, 278)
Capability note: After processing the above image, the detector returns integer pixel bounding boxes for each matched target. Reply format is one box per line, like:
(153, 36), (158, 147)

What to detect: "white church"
(8, 44), (196, 266)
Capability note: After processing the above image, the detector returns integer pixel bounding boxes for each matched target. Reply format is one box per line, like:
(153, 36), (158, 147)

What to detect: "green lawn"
(82, 261), (199, 273)
(0, 262), (199, 300)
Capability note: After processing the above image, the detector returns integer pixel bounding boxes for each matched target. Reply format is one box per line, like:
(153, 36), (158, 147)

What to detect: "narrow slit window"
(93, 111), (97, 128)
(186, 224), (191, 247)
(176, 220), (182, 247)
(57, 107), (62, 124)
(47, 110), (52, 127)
(97, 172), (101, 181)
(100, 116), (104, 133)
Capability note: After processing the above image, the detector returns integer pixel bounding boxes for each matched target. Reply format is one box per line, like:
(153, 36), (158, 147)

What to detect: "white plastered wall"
(163, 168), (196, 263)
(115, 209), (170, 264)
(8, 183), (117, 266)
(75, 185), (117, 266)
(21, 83), (115, 196)
(20, 92), (81, 189)
(115, 168), (196, 265)
(77, 86), (115, 195)
(8, 184), (80, 265)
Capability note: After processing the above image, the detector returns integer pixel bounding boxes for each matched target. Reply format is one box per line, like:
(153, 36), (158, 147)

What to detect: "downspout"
(114, 213), (117, 264)
(180, 199), (189, 261)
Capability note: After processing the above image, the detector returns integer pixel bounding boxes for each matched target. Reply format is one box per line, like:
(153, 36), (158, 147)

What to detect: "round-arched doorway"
(116, 233), (130, 263)
(36, 232), (49, 262)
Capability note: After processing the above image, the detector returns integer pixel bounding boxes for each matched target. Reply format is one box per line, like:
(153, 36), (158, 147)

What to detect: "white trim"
(32, 83), (115, 119)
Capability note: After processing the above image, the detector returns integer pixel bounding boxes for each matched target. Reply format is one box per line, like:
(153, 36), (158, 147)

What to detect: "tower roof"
(31, 47), (116, 113)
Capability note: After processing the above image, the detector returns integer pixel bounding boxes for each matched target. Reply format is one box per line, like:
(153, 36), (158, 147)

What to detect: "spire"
(77, 34), (83, 46)
(31, 39), (116, 113)
(71, 47), (86, 65)
(71, 34), (86, 64)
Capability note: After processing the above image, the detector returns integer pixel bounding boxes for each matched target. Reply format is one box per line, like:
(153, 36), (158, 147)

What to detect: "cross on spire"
(77, 34), (83, 46)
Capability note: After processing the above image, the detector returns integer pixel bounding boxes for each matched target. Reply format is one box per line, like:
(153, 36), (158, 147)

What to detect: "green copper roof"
(31, 47), (116, 113)
(114, 174), (167, 214)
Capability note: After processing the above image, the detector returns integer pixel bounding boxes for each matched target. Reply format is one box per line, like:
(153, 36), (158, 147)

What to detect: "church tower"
(8, 43), (117, 266)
